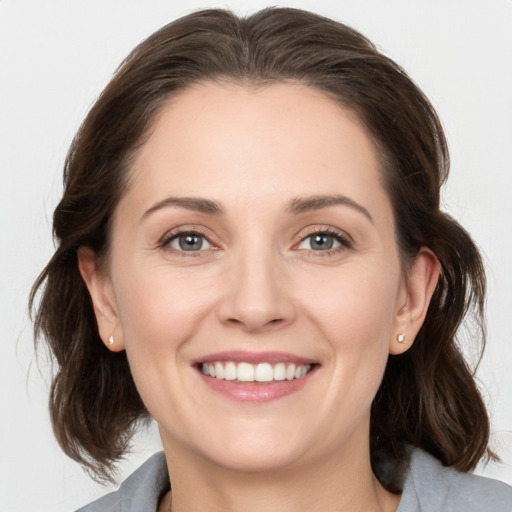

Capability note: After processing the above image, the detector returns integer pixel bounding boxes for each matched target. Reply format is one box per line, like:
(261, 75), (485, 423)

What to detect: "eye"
(297, 230), (351, 252)
(166, 232), (212, 252)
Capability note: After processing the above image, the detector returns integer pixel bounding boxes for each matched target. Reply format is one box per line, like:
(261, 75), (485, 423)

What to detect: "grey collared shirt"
(76, 449), (512, 511)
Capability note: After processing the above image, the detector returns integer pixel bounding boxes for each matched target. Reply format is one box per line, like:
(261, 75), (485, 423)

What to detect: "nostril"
(224, 316), (285, 329)
(217, 282), (296, 332)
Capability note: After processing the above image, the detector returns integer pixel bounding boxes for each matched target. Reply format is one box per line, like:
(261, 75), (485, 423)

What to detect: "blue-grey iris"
(179, 234), (203, 251)
(311, 234), (334, 250)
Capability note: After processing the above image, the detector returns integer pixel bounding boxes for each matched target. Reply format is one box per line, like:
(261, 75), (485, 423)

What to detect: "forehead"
(121, 81), (390, 220)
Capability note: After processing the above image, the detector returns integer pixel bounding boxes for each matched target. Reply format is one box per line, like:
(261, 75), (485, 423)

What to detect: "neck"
(160, 438), (400, 512)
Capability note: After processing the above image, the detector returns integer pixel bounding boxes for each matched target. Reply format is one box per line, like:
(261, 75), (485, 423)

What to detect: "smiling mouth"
(199, 361), (315, 383)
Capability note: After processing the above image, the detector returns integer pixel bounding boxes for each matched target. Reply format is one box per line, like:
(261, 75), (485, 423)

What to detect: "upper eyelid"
(157, 225), (353, 250)
(160, 225), (213, 241)
(159, 227), (218, 250)
(296, 226), (353, 244)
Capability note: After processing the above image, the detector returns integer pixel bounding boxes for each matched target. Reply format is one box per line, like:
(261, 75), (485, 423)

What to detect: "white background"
(1, 0), (511, 510)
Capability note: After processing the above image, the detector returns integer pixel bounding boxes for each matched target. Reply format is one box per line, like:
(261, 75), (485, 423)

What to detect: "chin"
(203, 443), (308, 474)
(184, 418), (324, 474)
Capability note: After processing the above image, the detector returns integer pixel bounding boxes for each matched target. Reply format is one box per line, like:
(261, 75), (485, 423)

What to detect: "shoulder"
(398, 449), (512, 512)
(75, 452), (169, 512)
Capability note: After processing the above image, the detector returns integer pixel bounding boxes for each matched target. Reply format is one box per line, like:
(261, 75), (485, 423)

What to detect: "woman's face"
(85, 82), (435, 473)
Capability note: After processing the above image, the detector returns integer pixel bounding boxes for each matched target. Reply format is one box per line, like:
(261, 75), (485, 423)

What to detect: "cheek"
(298, 262), (400, 398)
(113, 264), (219, 360)
(298, 260), (400, 342)
(110, 265), (222, 428)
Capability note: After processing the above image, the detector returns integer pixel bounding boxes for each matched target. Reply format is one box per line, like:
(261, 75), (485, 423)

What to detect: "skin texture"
(79, 82), (439, 512)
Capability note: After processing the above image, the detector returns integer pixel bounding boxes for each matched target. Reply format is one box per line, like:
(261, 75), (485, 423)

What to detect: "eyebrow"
(142, 196), (224, 220)
(141, 194), (373, 223)
(286, 195), (374, 223)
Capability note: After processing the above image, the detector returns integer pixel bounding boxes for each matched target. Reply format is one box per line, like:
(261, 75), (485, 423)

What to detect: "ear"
(390, 247), (440, 355)
(78, 247), (125, 352)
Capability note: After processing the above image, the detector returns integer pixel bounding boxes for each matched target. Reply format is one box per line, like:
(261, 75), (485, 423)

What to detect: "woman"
(30, 7), (512, 511)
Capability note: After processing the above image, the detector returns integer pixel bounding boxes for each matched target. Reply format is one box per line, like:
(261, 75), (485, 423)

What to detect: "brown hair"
(30, 7), (491, 485)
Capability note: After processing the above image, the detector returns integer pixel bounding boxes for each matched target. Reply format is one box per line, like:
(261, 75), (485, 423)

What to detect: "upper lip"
(192, 350), (318, 366)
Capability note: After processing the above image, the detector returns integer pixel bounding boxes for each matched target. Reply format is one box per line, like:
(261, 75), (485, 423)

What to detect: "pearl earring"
(397, 333), (406, 343)
(108, 335), (114, 346)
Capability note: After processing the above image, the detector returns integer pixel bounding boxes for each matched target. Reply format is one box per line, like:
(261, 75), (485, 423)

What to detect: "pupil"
(311, 234), (333, 250)
(179, 234), (203, 251)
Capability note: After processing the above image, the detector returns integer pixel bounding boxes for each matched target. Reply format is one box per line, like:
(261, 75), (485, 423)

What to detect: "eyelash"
(158, 227), (352, 256)
(159, 228), (216, 256)
(296, 227), (353, 256)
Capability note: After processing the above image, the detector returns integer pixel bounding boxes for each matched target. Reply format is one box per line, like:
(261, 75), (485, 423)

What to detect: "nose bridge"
(219, 236), (294, 331)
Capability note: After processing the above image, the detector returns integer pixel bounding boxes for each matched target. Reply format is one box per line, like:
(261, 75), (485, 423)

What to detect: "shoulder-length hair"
(30, 7), (490, 485)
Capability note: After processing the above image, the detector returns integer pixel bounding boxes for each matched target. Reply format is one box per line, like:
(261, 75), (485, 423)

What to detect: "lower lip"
(198, 369), (315, 402)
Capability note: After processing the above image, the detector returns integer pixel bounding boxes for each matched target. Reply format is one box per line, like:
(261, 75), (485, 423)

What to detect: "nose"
(217, 249), (296, 333)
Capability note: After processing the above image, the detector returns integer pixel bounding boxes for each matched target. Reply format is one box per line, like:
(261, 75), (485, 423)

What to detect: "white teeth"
(273, 362), (286, 381)
(255, 363), (273, 382)
(214, 362), (224, 379)
(237, 362), (255, 382)
(200, 361), (312, 383)
(224, 361), (237, 380)
(286, 364), (296, 381)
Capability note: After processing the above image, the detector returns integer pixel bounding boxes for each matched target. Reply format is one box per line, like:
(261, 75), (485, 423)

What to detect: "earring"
(108, 335), (114, 346)
(397, 333), (406, 343)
